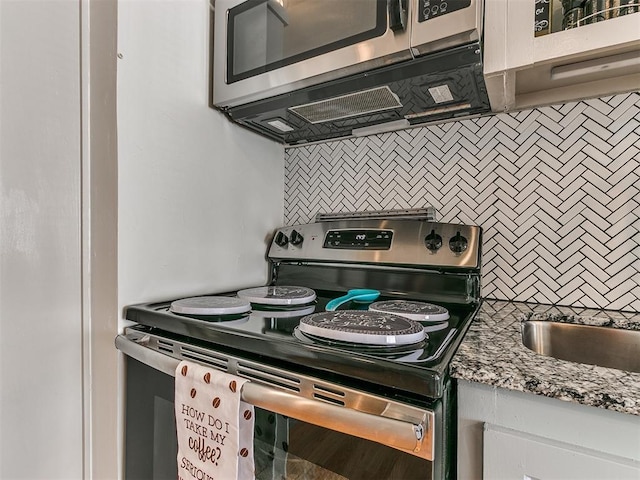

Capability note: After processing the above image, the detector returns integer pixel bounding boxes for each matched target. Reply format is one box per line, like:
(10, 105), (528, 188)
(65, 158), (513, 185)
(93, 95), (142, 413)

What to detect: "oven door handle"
(115, 334), (432, 459)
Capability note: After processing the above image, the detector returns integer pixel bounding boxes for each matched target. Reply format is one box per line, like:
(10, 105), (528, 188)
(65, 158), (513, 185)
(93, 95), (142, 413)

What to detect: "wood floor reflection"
(254, 420), (432, 480)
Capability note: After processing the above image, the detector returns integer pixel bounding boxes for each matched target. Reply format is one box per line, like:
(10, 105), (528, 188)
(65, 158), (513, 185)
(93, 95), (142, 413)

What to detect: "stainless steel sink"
(521, 321), (640, 373)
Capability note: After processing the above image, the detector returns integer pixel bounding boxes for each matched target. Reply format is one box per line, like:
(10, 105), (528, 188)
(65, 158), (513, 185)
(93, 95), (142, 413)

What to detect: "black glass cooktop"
(124, 289), (479, 399)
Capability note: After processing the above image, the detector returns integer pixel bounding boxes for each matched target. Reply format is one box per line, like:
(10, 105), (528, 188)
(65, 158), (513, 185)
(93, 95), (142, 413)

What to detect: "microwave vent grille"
(289, 86), (402, 124)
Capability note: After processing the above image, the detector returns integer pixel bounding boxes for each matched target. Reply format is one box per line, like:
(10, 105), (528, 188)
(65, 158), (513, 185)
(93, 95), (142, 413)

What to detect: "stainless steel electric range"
(117, 209), (482, 480)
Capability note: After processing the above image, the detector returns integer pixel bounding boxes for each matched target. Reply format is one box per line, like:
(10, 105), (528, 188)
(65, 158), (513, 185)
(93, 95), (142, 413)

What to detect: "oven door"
(213, 0), (413, 108)
(118, 332), (447, 480)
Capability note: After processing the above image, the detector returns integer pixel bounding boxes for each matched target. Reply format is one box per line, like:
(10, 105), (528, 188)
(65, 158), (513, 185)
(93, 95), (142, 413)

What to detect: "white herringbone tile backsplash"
(284, 93), (640, 311)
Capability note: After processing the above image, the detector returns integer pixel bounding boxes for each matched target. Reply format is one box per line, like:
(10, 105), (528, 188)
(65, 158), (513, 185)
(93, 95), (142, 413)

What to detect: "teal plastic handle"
(325, 289), (381, 311)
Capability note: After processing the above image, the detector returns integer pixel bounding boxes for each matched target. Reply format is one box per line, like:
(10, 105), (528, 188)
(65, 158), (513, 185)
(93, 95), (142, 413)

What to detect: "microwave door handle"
(388, 0), (408, 31)
(115, 334), (433, 460)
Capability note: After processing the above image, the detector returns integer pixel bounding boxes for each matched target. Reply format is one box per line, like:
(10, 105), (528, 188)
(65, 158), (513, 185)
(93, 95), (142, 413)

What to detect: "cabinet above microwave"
(211, 0), (490, 144)
(483, 0), (640, 112)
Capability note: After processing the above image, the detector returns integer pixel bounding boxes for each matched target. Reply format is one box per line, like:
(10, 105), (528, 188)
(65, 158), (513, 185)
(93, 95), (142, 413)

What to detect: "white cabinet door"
(484, 0), (640, 112)
(483, 424), (640, 480)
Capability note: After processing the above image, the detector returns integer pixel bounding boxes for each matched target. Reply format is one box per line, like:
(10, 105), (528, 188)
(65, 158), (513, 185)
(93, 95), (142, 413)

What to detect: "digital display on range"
(323, 230), (393, 250)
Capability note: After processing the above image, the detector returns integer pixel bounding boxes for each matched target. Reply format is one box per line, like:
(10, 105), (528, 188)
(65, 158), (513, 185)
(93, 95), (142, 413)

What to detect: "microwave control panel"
(418, 0), (471, 21)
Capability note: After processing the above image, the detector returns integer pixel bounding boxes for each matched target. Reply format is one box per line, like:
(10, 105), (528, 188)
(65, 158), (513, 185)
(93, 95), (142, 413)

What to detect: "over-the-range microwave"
(212, 0), (490, 144)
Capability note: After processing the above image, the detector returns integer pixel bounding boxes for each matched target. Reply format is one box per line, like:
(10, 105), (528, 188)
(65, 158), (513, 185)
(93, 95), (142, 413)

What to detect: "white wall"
(0, 1), (84, 477)
(117, 2), (284, 476)
(117, 0), (285, 310)
(0, 0), (281, 477)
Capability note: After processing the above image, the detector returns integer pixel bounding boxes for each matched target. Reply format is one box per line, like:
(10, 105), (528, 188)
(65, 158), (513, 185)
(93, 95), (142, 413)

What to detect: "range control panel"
(268, 219), (481, 270)
(324, 230), (393, 250)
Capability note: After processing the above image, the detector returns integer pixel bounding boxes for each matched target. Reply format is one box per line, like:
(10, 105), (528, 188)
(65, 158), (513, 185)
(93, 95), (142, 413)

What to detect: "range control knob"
(449, 231), (468, 254)
(274, 231), (289, 247)
(290, 230), (304, 246)
(424, 229), (443, 251)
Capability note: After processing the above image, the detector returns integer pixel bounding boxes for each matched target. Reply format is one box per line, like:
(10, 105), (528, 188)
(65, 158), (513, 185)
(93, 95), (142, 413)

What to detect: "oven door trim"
(116, 332), (436, 461)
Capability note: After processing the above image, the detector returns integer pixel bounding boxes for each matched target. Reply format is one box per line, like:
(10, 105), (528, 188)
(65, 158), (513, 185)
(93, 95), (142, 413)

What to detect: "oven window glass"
(153, 397), (177, 477)
(254, 410), (432, 480)
(227, 0), (387, 83)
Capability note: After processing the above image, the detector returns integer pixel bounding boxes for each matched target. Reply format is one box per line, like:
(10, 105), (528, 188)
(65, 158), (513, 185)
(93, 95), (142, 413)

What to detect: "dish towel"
(175, 360), (255, 480)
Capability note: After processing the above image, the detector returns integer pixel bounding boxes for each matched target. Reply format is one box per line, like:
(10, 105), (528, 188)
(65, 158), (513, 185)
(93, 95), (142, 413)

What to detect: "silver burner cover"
(237, 286), (316, 306)
(169, 296), (251, 316)
(369, 300), (449, 322)
(299, 310), (425, 346)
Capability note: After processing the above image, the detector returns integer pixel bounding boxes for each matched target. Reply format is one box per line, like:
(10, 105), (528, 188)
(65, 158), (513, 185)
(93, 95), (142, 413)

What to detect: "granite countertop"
(450, 300), (640, 416)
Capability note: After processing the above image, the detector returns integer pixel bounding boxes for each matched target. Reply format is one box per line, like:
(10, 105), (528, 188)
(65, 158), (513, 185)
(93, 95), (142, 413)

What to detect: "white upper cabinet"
(484, 0), (640, 112)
